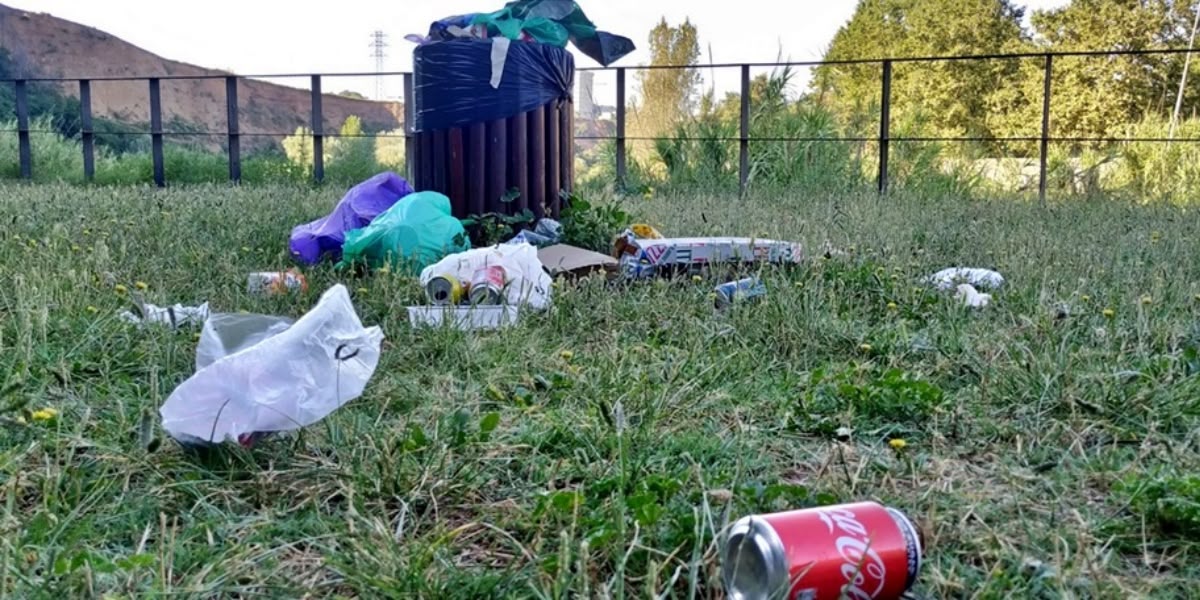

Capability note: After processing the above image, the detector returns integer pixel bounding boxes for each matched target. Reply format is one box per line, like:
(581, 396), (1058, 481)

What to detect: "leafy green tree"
(629, 18), (702, 139)
(815, 0), (1028, 139)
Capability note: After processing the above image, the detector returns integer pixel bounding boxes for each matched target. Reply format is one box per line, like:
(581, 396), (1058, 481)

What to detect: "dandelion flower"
(889, 438), (908, 451)
(357, 288), (369, 295)
(1103, 308), (1116, 318)
(86, 306), (98, 314)
(1140, 295), (1153, 306)
(135, 281), (149, 291)
(1081, 295), (1091, 302)
(692, 275), (703, 284)
(794, 281), (803, 288)
(31, 408), (58, 422)
(71, 245), (81, 252)
(560, 350), (575, 361)
(15, 415), (26, 425)
(887, 302), (898, 311)
(114, 284), (128, 295)
(241, 246), (251, 253)
(859, 343), (873, 353)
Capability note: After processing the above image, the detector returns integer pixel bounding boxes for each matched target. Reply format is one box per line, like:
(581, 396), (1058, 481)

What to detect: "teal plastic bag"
(339, 191), (470, 273)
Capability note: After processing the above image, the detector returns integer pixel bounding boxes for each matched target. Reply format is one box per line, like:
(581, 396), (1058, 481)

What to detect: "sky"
(8, 0), (1071, 102)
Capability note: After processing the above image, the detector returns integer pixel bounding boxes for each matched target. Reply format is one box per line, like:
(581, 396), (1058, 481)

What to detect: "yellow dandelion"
(888, 438), (908, 450)
(83, 229), (91, 236)
(887, 302), (898, 311)
(134, 281), (149, 291)
(86, 305), (99, 314)
(241, 246), (251, 253)
(1081, 295), (1091, 302)
(560, 350), (575, 361)
(1140, 295), (1153, 306)
(15, 415), (26, 425)
(692, 275), (703, 284)
(71, 245), (81, 252)
(1103, 308), (1116, 318)
(357, 288), (369, 295)
(890, 273), (900, 281)
(859, 343), (873, 353)
(31, 408), (58, 422)
(114, 284), (128, 295)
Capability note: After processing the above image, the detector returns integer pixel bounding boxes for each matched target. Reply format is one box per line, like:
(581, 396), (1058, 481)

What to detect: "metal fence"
(5, 47), (1200, 201)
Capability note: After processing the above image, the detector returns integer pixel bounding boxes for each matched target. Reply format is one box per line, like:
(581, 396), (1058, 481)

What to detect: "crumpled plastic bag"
(508, 218), (563, 247)
(419, 243), (553, 310)
(927, 268), (1005, 291)
(289, 172), (413, 265)
(339, 191), (470, 274)
(160, 285), (384, 447)
(120, 300), (209, 330)
(195, 313), (295, 370)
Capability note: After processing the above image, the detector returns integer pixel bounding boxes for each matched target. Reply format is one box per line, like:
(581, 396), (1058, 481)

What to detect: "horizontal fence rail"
(6, 47), (1200, 201)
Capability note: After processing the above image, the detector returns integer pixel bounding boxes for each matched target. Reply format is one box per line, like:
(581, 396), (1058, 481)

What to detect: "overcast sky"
(9, 0), (1070, 101)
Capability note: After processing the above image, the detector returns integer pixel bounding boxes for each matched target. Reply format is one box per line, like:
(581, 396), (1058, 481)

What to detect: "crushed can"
(714, 277), (767, 308)
(468, 265), (506, 305)
(722, 502), (922, 600)
(426, 274), (464, 305)
(247, 269), (308, 296)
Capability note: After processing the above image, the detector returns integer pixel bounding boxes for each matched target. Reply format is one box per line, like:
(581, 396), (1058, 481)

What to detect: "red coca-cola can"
(722, 501), (922, 600)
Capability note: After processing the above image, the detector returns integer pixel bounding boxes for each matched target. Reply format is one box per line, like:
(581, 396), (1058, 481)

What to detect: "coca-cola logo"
(817, 508), (888, 600)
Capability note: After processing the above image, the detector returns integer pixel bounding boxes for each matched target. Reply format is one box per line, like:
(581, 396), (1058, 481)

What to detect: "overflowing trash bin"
(408, 0), (634, 220)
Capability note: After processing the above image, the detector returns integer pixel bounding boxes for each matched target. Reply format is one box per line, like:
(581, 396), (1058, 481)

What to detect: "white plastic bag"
(119, 301), (210, 329)
(419, 243), (553, 310)
(195, 313), (295, 370)
(160, 284), (384, 446)
(955, 283), (992, 308)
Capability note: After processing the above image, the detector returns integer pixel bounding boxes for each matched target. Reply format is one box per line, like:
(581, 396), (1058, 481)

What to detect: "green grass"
(1, 183), (1199, 598)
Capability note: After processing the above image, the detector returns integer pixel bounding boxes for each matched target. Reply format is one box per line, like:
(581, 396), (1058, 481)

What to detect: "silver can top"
(722, 516), (789, 600)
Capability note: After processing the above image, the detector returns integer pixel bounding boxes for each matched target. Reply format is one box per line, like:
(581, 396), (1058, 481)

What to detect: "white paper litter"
(419, 243), (553, 310)
(119, 301), (210, 329)
(955, 284), (992, 308)
(160, 284), (383, 446)
(927, 268), (1005, 291)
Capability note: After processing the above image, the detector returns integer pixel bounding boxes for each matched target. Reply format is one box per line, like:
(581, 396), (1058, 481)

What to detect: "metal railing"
(5, 46), (1200, 201)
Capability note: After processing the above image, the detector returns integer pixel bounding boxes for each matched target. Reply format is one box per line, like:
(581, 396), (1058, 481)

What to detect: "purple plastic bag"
(289, 172), (414, 265)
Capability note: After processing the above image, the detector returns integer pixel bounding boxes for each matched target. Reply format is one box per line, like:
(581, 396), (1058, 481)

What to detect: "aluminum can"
(468, 265), (506, 305)
(247, 269), (307, 296)
(714, 276), (767, 308)
(426, 274), (464, 305)
(722, 502), (922, 600)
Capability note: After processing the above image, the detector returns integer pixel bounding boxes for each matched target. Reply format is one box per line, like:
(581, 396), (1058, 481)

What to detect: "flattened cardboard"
(538, 244), (618, 278)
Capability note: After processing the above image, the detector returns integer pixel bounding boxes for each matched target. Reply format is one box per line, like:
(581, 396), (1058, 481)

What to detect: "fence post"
(1038, 54), (1052, 204)
(148, 78), (164, 187)
(740, 64), (751, 197)
(403, 72), (415, 182)
(80, 79), (94, 181)
(616, 67), (627, 190)
(15, 80), (31, 180)
(226, 76), (241, 183)
(877, 60), (892, 195)
(311, 75), (324, 184)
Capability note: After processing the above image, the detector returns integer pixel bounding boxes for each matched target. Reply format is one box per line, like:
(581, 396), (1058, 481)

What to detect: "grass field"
(2, 183), (1200, 598)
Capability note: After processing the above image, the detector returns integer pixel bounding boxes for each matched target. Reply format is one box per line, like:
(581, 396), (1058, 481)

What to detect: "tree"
(815, 0), (1028, 141)
(989, 0), (1199, 143)
(629, 18), (702, 139)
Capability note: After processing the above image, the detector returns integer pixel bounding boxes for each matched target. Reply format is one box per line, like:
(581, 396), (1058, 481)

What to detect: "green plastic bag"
(468, 0), (633, 66)
(339, 191), (470, 274)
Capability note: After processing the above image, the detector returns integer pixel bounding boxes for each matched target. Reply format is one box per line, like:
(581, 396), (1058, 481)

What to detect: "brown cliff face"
(0, 4), (403, 149)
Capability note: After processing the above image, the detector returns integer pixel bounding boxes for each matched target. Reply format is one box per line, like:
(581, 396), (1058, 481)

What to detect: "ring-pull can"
(426, 274), (464, 305)
(468, 265), (506, 305)
(722, 502), (922, 600)
(714, 277), (767, 309)
(247, 269), (308, 296)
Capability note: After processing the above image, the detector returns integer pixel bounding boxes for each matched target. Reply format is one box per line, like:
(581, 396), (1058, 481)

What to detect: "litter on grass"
(160, 284), (383, 447)
(927, 267), (1005, 291)
(119, 299), (209, 330)
(955, 283), (992, 308)
(419, 243), (552, 310)
(289, 171), (413, 265)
